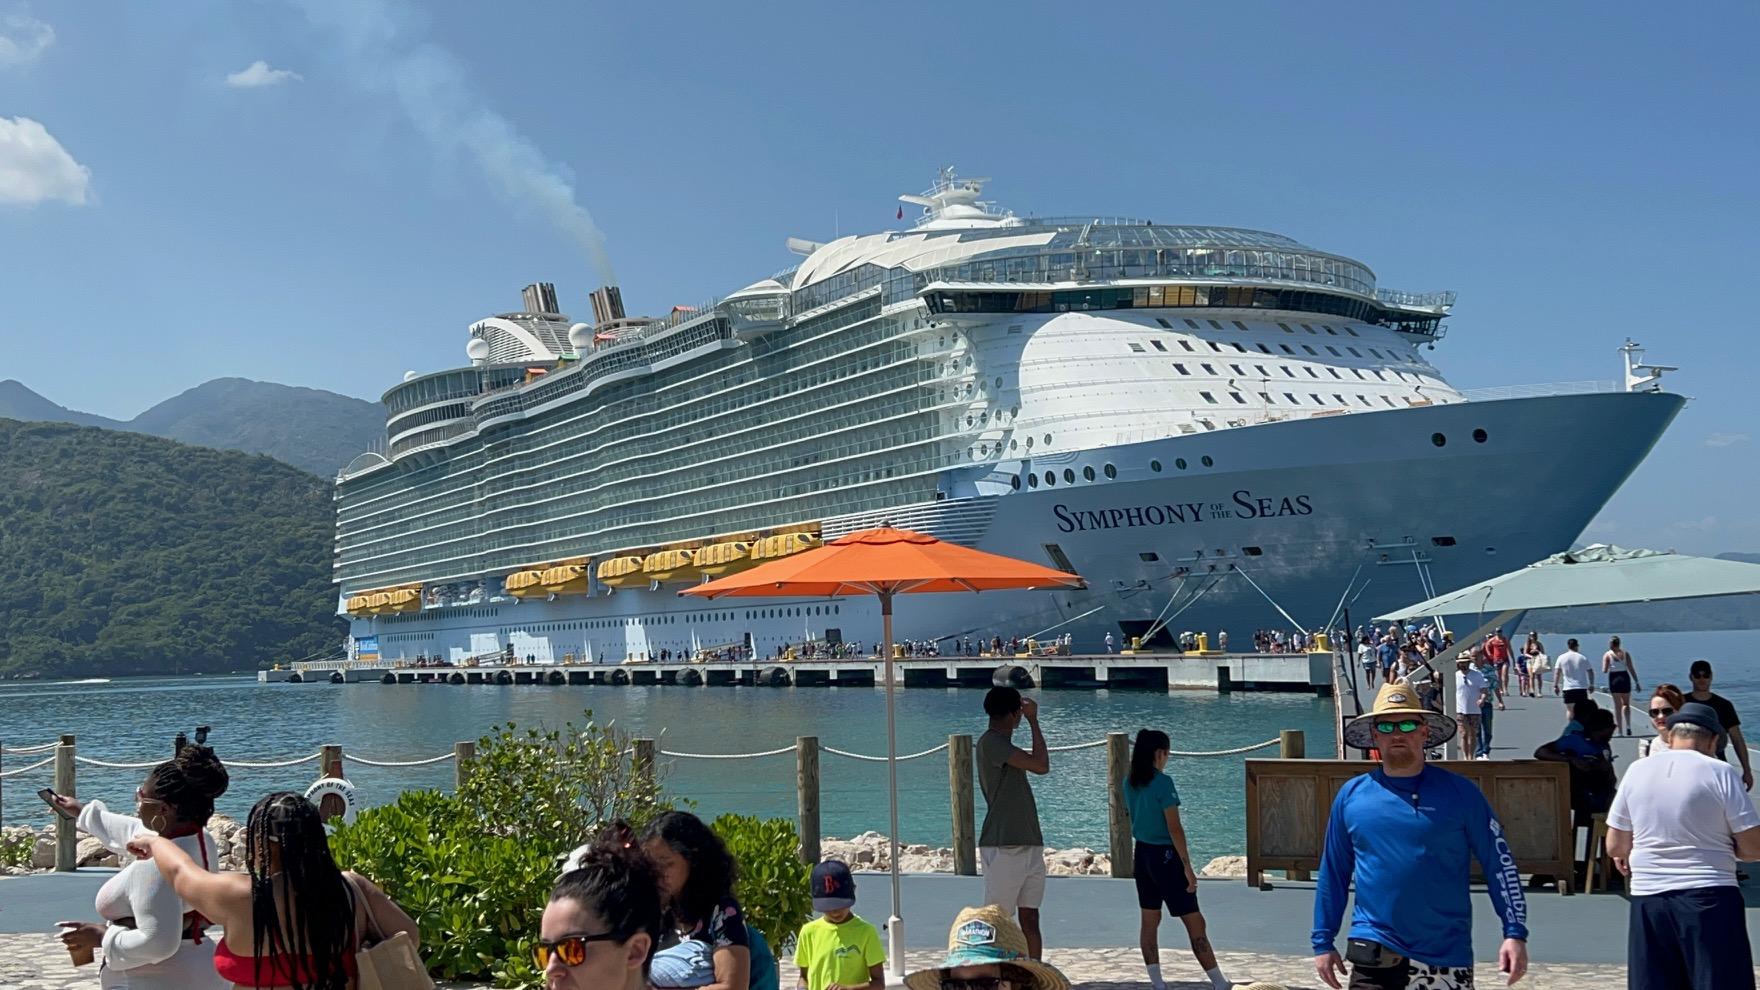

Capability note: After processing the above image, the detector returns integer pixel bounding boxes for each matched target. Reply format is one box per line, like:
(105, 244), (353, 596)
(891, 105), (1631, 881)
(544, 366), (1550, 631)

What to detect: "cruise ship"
(332, 169), (1683, 665)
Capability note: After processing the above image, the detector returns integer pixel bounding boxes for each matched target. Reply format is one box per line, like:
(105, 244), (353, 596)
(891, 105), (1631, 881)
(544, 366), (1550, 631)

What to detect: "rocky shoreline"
(5, 820), (1248, 880)
(820, 832), (1249, 879)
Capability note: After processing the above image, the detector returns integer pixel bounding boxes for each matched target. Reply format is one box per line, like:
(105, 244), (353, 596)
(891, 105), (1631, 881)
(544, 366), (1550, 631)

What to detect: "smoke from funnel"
(297, 1), (615, 284)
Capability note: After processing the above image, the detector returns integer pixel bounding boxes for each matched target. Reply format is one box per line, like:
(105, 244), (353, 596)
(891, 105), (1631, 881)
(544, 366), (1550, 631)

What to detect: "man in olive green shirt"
(977, 686), (1050, 958)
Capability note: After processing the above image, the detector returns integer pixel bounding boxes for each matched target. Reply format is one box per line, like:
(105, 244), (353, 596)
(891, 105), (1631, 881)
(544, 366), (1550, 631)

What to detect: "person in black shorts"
(1602, 636), (1641, 735)
(1119, 730), (1234, 990)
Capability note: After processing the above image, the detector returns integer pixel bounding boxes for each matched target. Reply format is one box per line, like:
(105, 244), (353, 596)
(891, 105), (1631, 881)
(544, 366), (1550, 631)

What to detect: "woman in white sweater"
(52, 741), (231, 990)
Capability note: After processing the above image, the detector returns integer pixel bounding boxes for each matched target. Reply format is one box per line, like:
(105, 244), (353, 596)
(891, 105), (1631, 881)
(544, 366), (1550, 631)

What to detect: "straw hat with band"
(903, 906), (1070, 990)
(1343, 680), (1457, 750)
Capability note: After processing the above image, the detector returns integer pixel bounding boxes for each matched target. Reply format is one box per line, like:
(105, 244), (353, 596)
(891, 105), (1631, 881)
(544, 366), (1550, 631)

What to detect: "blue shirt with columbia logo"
(1311, 764), (1528, 967)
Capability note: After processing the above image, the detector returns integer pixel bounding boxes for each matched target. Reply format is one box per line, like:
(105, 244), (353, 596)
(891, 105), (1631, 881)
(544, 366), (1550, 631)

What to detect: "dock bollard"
(452, 741), (476, 791)
(796, 736), (820, 866)
(949, 734), (976, 875)
(1106, 732), (1133, 878)
(54, 735), (76, 872)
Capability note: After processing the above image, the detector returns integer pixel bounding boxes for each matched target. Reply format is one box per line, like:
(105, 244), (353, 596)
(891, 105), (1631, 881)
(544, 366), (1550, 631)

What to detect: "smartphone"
(37, 788), (75, 821)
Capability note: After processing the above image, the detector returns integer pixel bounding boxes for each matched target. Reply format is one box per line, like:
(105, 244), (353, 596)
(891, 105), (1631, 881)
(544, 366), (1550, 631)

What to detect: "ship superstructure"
(333, 170), (1682, 664)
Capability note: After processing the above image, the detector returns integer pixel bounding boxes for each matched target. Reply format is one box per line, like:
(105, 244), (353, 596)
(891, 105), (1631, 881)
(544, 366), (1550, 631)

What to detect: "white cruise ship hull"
(349, 389), (1682, 665)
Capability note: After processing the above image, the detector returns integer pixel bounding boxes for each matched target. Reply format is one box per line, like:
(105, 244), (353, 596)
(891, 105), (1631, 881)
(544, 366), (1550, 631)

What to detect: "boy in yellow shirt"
(794, 861), (885, 990)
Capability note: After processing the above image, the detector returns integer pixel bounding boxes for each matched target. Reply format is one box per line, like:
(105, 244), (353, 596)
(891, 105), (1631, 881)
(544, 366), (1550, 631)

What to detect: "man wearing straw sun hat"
(1312, 681), (1530, 989)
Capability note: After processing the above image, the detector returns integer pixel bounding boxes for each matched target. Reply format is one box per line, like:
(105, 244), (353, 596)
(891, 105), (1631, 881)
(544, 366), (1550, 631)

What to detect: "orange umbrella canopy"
(678, 526), (1084, 600)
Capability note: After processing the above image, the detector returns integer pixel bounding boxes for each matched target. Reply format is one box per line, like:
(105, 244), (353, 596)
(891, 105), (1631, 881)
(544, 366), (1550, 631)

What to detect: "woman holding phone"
(50, 738), (231, 989)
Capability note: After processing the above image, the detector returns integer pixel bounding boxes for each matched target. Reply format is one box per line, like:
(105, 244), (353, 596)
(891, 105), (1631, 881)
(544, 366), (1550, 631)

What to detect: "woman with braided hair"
(51, 738), (232, 989)
(128, 791), (418, 990)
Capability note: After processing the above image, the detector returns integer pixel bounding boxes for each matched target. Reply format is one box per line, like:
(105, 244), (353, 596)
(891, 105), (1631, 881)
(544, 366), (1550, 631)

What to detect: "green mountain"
(0, 419), (344, 678)
(0, 378), (383, 477)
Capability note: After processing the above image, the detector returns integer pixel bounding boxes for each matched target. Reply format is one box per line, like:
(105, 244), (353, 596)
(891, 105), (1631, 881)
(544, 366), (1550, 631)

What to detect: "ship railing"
(1458, 380), (1620, 402)
(1374, 288), (1457, 309)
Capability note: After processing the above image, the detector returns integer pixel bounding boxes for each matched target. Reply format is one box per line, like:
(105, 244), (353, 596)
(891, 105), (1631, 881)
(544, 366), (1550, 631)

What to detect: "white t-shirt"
(1606, 747), (1760, 895)
(1454, 667), (1488, 713)
(1555, 650), (1592, 690)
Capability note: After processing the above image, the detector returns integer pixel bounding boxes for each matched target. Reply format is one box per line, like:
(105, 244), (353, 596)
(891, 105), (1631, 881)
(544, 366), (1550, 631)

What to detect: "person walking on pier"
(1608, 702), (1760, 989)
(1554, 639), (1593, 722)
(1313, 681), (1529, 990)
(978, 686), (1050, 960)
(1685, 660), (1752, 791)
(1453, 656), (1488, 761)
(1483, 629), (1512, 695)
(1121, 729), (1234, 990)
(1602, 636), (1641, 736)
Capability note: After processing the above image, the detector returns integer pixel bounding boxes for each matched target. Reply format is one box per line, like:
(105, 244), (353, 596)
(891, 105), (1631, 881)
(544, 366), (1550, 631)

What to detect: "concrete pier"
(259, 650), (1333, 694)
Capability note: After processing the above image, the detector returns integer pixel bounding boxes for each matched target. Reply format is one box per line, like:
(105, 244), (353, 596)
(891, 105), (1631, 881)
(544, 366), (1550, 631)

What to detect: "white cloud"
(1704, 432), (1749, 448)
(0, 11), (54, 69)
(225, 60), (303, 88)
(0, 116), (91, 206)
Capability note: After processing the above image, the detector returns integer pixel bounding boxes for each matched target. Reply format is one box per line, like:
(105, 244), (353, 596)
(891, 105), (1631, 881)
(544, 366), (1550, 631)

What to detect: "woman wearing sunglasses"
(1639, 684), (1688, 758)
(537, 829), (664, 990)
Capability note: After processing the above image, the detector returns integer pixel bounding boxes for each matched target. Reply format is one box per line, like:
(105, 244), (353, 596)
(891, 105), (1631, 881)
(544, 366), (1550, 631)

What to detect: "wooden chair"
(1585, 813), (1613, 892)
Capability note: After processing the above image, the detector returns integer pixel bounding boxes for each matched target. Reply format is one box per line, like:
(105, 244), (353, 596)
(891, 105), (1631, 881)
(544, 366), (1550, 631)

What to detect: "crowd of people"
(40, 644), (1760, 990)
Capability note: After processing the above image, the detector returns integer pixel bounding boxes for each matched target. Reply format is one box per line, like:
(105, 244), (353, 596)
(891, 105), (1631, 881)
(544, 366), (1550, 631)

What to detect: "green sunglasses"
(1374, 719), (1424, 734)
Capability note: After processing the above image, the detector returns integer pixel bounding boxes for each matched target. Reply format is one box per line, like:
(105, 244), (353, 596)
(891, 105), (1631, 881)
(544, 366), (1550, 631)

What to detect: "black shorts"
(1133, 841), (1200, 916)
(1563, 688), (1589, 705)
(1608, 670), (1633, 694)
(1630, 886), (1754, 989)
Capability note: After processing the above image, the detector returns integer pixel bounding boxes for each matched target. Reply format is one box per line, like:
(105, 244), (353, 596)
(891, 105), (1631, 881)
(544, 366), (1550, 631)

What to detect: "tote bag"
(349, 875), (436, 990)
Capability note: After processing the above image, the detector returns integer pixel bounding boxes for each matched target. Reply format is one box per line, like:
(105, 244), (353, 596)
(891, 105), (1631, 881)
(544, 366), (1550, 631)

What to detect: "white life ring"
(304, 777), (362, 824)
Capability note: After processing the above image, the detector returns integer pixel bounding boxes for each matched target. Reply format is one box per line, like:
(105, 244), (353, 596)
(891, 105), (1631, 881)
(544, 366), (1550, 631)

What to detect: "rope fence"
(0, 757), (55, 778)
(0, 742), (61, 755)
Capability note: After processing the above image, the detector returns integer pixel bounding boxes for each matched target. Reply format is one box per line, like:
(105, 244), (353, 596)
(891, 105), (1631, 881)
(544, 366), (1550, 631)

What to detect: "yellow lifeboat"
(693, 541), (755, 577)
(388, 588), (423, 612)
(345, 594), (371, 615)
(642, 548), (699, 584)
(752, 532), (822, 561)
(597, 556), (647, 589)
(365, 592), (393, 614)
(539, 563), (592, 595)
(503, 569), (546, 598)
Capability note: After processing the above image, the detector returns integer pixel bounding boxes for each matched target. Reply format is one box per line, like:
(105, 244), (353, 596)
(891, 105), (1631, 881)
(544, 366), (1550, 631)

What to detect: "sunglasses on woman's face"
(531, 931), (619, 969)
(1650, 707), (1675, 719)
(941, 979), (1011, 990)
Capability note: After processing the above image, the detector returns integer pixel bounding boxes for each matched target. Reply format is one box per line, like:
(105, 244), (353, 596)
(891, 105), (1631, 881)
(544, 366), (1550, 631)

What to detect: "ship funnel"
(589, 285), (626, 325)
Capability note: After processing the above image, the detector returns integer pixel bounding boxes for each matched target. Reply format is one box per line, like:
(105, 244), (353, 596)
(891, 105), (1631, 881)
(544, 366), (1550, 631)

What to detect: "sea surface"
(3, 628), (1755, 866)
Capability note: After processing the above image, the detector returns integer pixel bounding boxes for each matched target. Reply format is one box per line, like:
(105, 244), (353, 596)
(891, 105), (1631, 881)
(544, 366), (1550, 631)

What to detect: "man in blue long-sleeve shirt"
(1313, 680), (1530, 989)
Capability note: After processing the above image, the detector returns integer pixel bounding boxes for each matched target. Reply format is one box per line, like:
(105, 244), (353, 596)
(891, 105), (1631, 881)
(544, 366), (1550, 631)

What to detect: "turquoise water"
(0, 675), (1333, 865)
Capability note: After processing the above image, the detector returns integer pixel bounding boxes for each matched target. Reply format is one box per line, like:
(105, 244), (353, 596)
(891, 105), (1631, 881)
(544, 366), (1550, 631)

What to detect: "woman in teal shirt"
(1120, 730), (1234, 990)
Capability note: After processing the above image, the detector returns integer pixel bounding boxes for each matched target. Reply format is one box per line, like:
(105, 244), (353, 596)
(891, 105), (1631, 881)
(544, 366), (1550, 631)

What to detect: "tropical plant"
(329, 789), (552, 989)
(455, 711), (668, 849)
(710, 813), (813, 948)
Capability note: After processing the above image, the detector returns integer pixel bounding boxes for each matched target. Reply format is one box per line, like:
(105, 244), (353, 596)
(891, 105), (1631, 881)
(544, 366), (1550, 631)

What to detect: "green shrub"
(457, 711), (669, 849)
(711, 813), (812, 948)
(0, 829), (34, 870)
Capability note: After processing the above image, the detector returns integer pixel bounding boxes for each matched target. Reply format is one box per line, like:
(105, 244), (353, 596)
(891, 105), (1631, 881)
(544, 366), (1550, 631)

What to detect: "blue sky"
(2, 1), (1755, 553)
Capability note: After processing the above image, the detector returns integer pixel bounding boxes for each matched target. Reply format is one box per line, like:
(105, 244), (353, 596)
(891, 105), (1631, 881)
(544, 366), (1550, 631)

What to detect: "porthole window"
(1062, 469), (1075, 484)
(1011, 475), (1021, 490)
(1431, 433), (1447, 447)
(1028, 473), (1038, 488)
(1175, 458), (1188, 470)
(1103, 463), (1117, 479)
(1082, 466), (1095, 481)
(1150, 459), (1163, 472)
(1472, 428), (1488, 443)
(1201, 455), (1214, 467)
(1044, 472), (1056, 486)
(1432, 536), (1457, 547)
(1242, 546), (1264, 556)
(1043, 433), (1052, 445)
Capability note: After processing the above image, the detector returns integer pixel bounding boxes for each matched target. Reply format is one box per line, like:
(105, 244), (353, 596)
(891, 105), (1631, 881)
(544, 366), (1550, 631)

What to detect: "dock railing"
(3, 730), (1301, 877)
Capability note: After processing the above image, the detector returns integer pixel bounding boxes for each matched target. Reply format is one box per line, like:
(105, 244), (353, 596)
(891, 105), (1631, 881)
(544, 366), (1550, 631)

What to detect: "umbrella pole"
(882, 589), (905, 984)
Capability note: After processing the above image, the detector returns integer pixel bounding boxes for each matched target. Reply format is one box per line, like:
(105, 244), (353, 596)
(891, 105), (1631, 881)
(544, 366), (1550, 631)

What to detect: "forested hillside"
(0, 419), (344, 677)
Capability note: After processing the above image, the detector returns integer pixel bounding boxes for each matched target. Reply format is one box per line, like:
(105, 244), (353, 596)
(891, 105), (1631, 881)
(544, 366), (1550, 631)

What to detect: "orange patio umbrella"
(680, 526), (1084, 980)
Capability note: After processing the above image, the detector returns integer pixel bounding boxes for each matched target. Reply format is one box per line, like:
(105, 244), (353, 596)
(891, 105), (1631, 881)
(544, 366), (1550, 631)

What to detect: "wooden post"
(796, 736), (820, 865)
(632, 738), (656, 794)
(313, 744), (347, 822)
(54, 735), (76, 872)
(949, 734), (976, 876)
(1279, 729), (1310, 880)
(1106, 732), (1133, 878)
(452, 741), (476, 791)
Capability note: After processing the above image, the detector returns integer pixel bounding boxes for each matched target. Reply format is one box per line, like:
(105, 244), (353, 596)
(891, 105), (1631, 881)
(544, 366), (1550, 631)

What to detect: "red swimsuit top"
(213, 939), (357, 987)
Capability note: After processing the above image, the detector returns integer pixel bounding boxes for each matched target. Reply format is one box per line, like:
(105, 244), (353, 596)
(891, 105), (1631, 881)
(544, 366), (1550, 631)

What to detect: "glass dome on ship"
(331, 168), (1682, 666)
